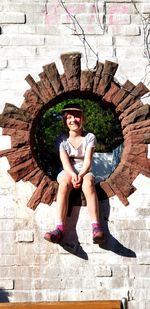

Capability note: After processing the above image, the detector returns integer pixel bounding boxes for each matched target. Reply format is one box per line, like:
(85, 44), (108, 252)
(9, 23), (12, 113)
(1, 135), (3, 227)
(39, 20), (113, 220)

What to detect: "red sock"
(56, 224), (65, 233)
(92, 223), (102, 232)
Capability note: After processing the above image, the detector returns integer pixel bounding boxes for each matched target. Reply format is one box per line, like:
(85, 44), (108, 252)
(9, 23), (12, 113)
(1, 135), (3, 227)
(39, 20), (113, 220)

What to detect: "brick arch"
(0, 52), (150, 210)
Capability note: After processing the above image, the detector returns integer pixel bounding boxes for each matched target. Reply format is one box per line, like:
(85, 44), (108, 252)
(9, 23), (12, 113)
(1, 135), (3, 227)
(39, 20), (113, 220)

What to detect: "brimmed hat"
(62, 103), (83, 113)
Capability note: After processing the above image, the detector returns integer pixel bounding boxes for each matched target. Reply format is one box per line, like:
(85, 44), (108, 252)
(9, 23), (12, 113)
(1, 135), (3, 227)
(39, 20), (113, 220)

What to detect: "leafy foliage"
(33, 98), (123, 179)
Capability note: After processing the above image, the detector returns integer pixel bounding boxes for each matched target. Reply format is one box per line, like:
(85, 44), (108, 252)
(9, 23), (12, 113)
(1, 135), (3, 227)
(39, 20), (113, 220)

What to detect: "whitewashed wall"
(0, 1), (150, 308)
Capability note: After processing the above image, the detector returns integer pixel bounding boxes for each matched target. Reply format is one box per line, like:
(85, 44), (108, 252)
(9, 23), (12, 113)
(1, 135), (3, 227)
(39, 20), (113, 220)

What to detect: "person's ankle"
(56, 223), (65, 233)
(91, 222), (103, 232)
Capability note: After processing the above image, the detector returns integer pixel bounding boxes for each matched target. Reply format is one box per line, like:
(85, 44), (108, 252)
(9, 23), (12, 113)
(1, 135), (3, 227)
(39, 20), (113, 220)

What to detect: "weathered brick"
(16, 230), (34, 242)
(130, 265), (150, 278)
(0, 46), (37, 57)
(2, 24), (36, 34)
(0, 255), (16, 266)
(106, 3), (132, 14)
(94, 266), (112, 277)
(0, 279), (14, 289)
(0, 219), (15, 231)
(0, 34), (45, 46)
(26, 12), (46, 24)
(108, 25), (140, 36)
(137, 254), (150, 265)
(4, 3), (45, 13)
(0, 12), (25, 24)
(107, 14), (131, 25)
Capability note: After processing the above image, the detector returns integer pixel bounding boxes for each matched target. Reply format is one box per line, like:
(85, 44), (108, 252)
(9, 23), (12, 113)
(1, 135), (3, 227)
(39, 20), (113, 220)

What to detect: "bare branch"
(58, 0), (99, 71)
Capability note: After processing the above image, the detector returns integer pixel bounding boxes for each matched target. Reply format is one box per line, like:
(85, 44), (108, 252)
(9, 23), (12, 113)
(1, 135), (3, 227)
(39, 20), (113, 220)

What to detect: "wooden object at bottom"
(0, 300), (121, 309)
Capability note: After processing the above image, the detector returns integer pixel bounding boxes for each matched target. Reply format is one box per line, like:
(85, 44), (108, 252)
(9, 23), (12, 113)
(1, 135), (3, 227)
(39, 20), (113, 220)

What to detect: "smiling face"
(64, 110), (84, 132)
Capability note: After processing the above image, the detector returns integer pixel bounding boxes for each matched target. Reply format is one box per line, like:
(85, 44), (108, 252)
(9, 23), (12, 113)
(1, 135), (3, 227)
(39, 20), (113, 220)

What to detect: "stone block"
(11, 35), (45, 46)
(93, 62), (104, 93)
(0, 255), (16, 266)
(80, 70), (94, 91)
(141, 3), (150, 13)
(137, 254), (150, 265)
(108, 25), (141, 36)
(16, 230), (34, 242)
(22, 90), (43, 116)
(116, 82), (149, 114)
(25, 74), (51, 103)
(115, 36), (144, 47)
(0, 34), (45, 46)
(130, 265), (150, 278)
(60, 3), (104, 15)
(123, 119), (150, 135)
(26, 12), (46, 24)
(111, 265), (129, 277)
(119, 100), (143, 121)
(42, 62), (64, 95)
(112, 80), (135, 106)
(0, 12), (25, 24)
(27, 176), (56, 209)
(102, 81), (120, 104)
(132, 289), (150, 301)
(71, 22), (104, 35)
(0, 219), (14, 231)
(134, 278), (150, 289)
(107, 14), (131, 25)
(115, 219), (147, 230)
(2, 103), (31, 122)
(96, 60), (118, 96)
(60, 52), (81, 90)
(121, 104), (150, 129)
(0, 46), (37, 58)
(3, 24), (36, 34)
(5, 3), (45, 13)
(0, 234), (17, 255)
(106, 3), (133, 14)
(8, 158), (38, 182)
(94, 266), (112, 277)
(0, 279), (14, 290)
(22, 168), (44, 187)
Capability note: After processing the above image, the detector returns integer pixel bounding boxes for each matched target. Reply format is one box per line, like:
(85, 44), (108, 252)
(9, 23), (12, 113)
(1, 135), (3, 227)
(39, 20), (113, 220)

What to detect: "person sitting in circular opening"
(44, 103), (105, 245)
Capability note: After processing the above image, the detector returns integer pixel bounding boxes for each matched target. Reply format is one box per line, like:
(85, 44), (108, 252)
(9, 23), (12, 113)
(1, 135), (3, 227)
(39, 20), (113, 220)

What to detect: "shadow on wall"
(99, 199), (136, 258)
(0, 288), (10, 302)
(61, 194), (136, 260)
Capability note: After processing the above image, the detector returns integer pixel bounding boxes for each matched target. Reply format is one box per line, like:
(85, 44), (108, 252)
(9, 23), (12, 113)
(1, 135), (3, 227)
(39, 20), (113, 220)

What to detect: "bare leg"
(44, 172), (72, 243)
(56, 173), (72, 224)
(82, 174), (100, 223)
(82, 174), (104, 244)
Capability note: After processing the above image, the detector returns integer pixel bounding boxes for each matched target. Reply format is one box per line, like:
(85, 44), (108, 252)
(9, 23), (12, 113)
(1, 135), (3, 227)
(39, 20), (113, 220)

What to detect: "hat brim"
(62, 108), (83, 112)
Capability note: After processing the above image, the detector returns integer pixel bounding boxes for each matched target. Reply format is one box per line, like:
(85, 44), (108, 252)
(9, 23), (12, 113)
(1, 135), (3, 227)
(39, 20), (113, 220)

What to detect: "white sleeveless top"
(57, 132), (96, 173)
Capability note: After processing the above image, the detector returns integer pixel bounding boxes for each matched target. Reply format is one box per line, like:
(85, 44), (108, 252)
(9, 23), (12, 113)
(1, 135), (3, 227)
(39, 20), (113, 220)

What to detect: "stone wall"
(0, 1), (150, 309)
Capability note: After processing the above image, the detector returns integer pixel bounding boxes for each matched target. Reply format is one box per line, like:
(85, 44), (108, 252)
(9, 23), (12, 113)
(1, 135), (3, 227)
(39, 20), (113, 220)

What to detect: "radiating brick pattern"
(0, 52), (150, 209)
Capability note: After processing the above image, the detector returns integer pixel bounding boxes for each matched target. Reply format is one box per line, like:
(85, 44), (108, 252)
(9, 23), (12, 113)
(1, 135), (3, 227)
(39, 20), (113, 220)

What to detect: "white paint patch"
(0, 135), (11, 150)
(141, 92), (150, 105)
(133, 173), (150, 192)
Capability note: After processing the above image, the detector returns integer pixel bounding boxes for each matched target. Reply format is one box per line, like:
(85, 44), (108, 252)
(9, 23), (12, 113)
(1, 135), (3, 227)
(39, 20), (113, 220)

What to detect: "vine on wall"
(44, 0), (150, 86)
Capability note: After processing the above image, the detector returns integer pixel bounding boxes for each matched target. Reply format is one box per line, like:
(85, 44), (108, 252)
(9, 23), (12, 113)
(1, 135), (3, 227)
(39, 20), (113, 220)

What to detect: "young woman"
(44, 103), (104, 244)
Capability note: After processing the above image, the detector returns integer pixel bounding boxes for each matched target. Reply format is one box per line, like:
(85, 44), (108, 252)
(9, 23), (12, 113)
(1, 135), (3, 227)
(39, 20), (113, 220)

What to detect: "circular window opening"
(32, 97), (123, 182)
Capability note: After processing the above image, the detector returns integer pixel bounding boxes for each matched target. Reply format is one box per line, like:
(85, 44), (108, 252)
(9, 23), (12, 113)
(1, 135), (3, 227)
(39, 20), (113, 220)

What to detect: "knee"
(82, 179), (95, 194)
(58, 179), (72, 193)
